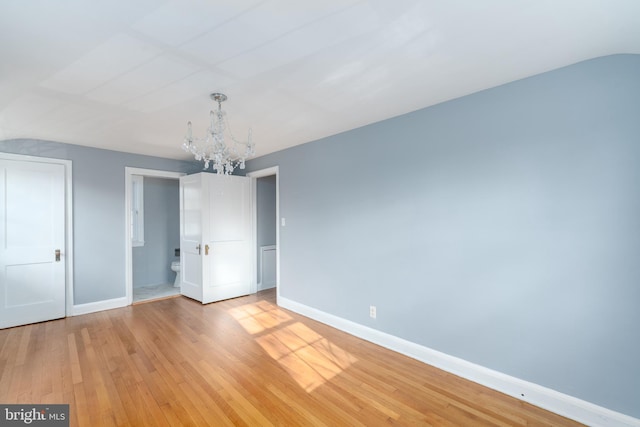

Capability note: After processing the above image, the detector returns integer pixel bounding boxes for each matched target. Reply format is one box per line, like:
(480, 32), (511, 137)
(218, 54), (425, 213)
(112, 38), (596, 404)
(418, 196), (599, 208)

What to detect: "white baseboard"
(72, 297), (128, 316)
(278, 296), (640, 427)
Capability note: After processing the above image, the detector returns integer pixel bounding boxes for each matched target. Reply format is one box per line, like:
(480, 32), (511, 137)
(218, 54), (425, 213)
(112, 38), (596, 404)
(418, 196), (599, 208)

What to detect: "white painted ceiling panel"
(180, 0), (361, 66)
(178, 16), (275, 66)
(33, 103), (101, 132)
(217, 2), (382, 78)
(39, 34), (162, 95)
(124, 69), (236, 113)
(239, 0), (360, 34)
(0, 93), (64, 131)
(1, 0), (639, 159)
(132, 0), (263, 46)
(86, 54), (201, 105)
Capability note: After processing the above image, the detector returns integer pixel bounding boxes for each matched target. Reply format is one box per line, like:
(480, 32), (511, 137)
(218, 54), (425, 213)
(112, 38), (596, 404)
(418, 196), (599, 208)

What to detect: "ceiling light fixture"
(182, 93), (255, 175)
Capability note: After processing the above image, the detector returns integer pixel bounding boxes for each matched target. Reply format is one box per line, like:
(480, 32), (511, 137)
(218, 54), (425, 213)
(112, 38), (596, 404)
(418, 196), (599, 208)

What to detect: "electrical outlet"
(369, 305), (376, 319)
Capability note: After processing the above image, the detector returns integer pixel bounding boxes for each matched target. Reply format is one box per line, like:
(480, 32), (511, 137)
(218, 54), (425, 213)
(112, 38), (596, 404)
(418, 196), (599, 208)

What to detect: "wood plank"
(0, 289), (584, 426)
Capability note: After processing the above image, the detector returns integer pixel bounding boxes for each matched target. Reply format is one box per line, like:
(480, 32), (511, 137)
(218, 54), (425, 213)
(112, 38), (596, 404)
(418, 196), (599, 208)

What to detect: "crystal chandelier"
(182, 93), (255, 175)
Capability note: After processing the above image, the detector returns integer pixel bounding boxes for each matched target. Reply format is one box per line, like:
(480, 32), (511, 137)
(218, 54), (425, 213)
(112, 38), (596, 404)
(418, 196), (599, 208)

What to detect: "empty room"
(1, 1), (639, 426)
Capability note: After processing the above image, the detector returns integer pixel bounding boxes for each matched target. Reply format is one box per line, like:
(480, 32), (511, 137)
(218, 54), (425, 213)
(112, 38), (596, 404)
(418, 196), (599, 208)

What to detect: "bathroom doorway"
(125, 168), (186, 305)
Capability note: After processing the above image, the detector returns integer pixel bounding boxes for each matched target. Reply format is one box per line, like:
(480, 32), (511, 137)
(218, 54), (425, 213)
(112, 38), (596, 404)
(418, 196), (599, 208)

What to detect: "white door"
(0, 159), (66, 329)
(203, 175), (252, 303)
(179, 174), (203, 302)
(179, 173), (252, 304)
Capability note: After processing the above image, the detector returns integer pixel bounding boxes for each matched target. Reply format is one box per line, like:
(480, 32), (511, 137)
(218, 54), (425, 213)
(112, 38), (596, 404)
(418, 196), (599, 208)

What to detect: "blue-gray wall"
(257, 175), (277, 281)
(132, 177), (180, 288)
(244, 54), (640, 418)
(0, 140), (200, 304)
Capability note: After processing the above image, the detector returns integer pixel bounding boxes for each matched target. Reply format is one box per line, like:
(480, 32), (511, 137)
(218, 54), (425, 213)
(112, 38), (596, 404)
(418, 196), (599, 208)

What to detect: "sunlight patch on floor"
(228, 300), (293, 334)
(229, 300), (357, 392)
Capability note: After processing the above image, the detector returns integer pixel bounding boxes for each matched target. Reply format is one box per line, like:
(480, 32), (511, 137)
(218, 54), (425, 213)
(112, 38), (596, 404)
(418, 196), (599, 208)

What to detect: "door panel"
(6, 263), (56, 307)
(5, 167), (57, 246)
(210, 178), (247, 241)
(209, 241), (245, 286)
(182, 252), (202, 288)
(0, 159), (66, 329)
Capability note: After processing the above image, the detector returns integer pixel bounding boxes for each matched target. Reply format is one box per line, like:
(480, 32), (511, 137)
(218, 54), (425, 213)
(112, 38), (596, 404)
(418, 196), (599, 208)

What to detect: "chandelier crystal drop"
(182, 93), (255, 175)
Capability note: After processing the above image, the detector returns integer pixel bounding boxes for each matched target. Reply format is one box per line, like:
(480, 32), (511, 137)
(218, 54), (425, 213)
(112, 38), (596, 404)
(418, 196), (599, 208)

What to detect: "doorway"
(247, 166), (280, 300)
(125, 168), (185, 305)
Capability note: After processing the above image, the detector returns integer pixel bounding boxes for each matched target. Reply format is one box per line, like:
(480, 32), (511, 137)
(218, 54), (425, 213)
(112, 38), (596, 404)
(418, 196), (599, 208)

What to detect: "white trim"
(278, 296), (640, 427)
(125, 167), (186, 306)
(73, 297), (128, 316)
(246, 166), (280, 301)
(0, 152), (75, 316)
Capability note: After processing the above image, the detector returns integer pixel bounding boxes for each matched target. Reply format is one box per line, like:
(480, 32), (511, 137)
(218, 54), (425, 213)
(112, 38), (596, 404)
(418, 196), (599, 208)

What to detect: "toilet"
(170, 261), (181, 288)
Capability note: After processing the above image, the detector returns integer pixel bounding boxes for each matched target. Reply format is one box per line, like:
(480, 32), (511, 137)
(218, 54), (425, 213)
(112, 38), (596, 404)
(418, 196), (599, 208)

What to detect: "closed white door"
(0, 159), (66, 329)
(203, 175), (252, 303)
(179, 174), (203, 302)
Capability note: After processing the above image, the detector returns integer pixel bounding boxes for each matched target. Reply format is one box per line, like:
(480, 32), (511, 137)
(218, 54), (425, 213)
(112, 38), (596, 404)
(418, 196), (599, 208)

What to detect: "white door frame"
(0, 152), (74, 315)
(124, 167), (186, 305)
(246, 166), (280, 302)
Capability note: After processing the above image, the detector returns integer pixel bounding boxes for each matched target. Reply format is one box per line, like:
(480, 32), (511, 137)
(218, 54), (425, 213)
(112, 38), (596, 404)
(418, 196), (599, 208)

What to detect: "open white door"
(179, 173), (252, 304)
(203, 175), (251, 303)
(0, 159), (66, 329)
(179, 173), (204, 302)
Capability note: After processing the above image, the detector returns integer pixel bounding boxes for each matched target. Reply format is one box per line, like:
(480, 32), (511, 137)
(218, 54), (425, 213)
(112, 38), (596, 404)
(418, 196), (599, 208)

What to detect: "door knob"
(196, 244), (201, 255)
(55, 249), (61, 262)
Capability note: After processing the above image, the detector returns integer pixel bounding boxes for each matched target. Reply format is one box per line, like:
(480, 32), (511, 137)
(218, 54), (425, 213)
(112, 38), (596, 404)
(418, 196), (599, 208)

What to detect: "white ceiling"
(1, 0), (639, 161)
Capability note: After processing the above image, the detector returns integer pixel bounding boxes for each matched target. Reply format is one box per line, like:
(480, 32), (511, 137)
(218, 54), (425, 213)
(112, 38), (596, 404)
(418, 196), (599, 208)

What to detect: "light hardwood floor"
(0, 289), (583, 426)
